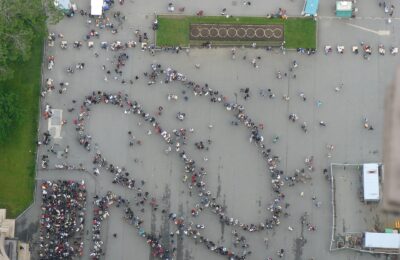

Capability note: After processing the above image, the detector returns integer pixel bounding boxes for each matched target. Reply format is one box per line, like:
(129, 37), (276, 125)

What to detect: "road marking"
(346, 23), (390, 36)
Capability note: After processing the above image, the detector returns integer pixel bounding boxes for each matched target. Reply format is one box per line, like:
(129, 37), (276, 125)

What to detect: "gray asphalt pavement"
(16, 0), (400, 259)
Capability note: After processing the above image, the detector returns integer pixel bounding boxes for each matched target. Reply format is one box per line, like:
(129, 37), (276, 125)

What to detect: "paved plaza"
(13, 0), (400, 259)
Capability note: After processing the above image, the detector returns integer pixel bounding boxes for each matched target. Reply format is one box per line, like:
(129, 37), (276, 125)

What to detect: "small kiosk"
(362, 163), (380, 202)
(336, 1), (355, 18)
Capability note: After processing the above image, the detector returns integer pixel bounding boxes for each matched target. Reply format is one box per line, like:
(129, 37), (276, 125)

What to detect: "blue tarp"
(304, 0), (319, 16)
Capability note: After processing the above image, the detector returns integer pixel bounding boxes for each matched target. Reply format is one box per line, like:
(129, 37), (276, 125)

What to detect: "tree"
(0, 0), (63, 81)
(44, 0), (65, 25)
(0, 91), (20, 143)
(0, 0), (45, 80)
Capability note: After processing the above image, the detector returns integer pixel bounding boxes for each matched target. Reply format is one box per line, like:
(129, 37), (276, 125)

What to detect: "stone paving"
(13, 0), (400, 260)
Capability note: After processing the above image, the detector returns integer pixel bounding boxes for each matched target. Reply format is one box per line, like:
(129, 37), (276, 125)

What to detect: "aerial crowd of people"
(35, 0), (392, 259)
(64, 57), (326, 258)
(39, 180), (87, 259)
(40, 6), (323, 260)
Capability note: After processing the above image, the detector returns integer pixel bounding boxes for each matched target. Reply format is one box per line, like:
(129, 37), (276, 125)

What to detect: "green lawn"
(0, 36), (43, 218)
(285, 18), (316, 49)
(156, 15), (316, 49)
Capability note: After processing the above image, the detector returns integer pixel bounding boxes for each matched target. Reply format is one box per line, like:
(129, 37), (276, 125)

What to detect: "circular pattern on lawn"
(227, 28), (237, 38)
(255, 28), (264, 38)
(247, 28), (255, 38)
(273, 28), (283, 38)
(191, 28), (200, 38)
(189, 24), (284, 43)
(219, 28), (228, 37)
(264, 29), (273, 38)
(210, 28), (219, 37)
(237, 28), (246, 38)
(200, 28), (210, 37)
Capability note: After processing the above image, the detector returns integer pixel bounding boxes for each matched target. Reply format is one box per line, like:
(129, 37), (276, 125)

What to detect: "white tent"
(363, 163), (380, 201)
(91, 0), (103, 16)
(365, 232), (400, 249)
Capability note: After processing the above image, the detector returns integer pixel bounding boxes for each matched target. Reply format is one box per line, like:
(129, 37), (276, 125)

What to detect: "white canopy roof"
(365, 232), (400, 249)
(336, 1), (353, 11)
(91, 0), (103, 16)
(363, 163), (380, 201)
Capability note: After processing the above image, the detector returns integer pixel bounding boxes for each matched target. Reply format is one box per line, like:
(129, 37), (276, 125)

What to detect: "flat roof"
(336, 1), (353, 11)
(304, 0), (319, 15)
(365, 232), (400, 249)
(91, 0), (103, 16)
(363, 163), (380, 201)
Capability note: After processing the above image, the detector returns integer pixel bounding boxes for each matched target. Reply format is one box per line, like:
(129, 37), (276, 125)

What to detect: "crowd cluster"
(147, 64), (287, 231)
(39, 180), (87, 259)
(67, 59), (314, 258)
(38, 20), (328, 260)
(69, 89), (258, 258)
(90, 191), (252, 260)
(90, 192), (116, 259)
(37, 2), (333, 259)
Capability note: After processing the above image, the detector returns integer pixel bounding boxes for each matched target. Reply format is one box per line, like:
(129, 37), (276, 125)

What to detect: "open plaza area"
(7, 0), (400, 259)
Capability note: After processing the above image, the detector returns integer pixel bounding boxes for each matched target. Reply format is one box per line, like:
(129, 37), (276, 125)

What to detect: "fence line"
(328, 163), (397, 255)
(329, 163), (362, 251)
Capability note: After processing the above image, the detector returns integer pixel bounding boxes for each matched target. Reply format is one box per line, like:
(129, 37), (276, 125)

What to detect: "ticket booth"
(336, 1), (355, 18)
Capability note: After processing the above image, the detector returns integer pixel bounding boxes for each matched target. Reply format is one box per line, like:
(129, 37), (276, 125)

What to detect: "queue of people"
(38, 3), (332, 259)
(39, 180), (87, 259)
(90, 191), (251, 260)
(90, 192), (116, 259)
(40, 27), (323, 260)
(146, 64), (286, 231)
(69, 58), (295, 258)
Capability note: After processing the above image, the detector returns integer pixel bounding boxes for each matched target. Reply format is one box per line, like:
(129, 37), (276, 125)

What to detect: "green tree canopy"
(0, 0), (63, 81)
(0, 91), (21, 143)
